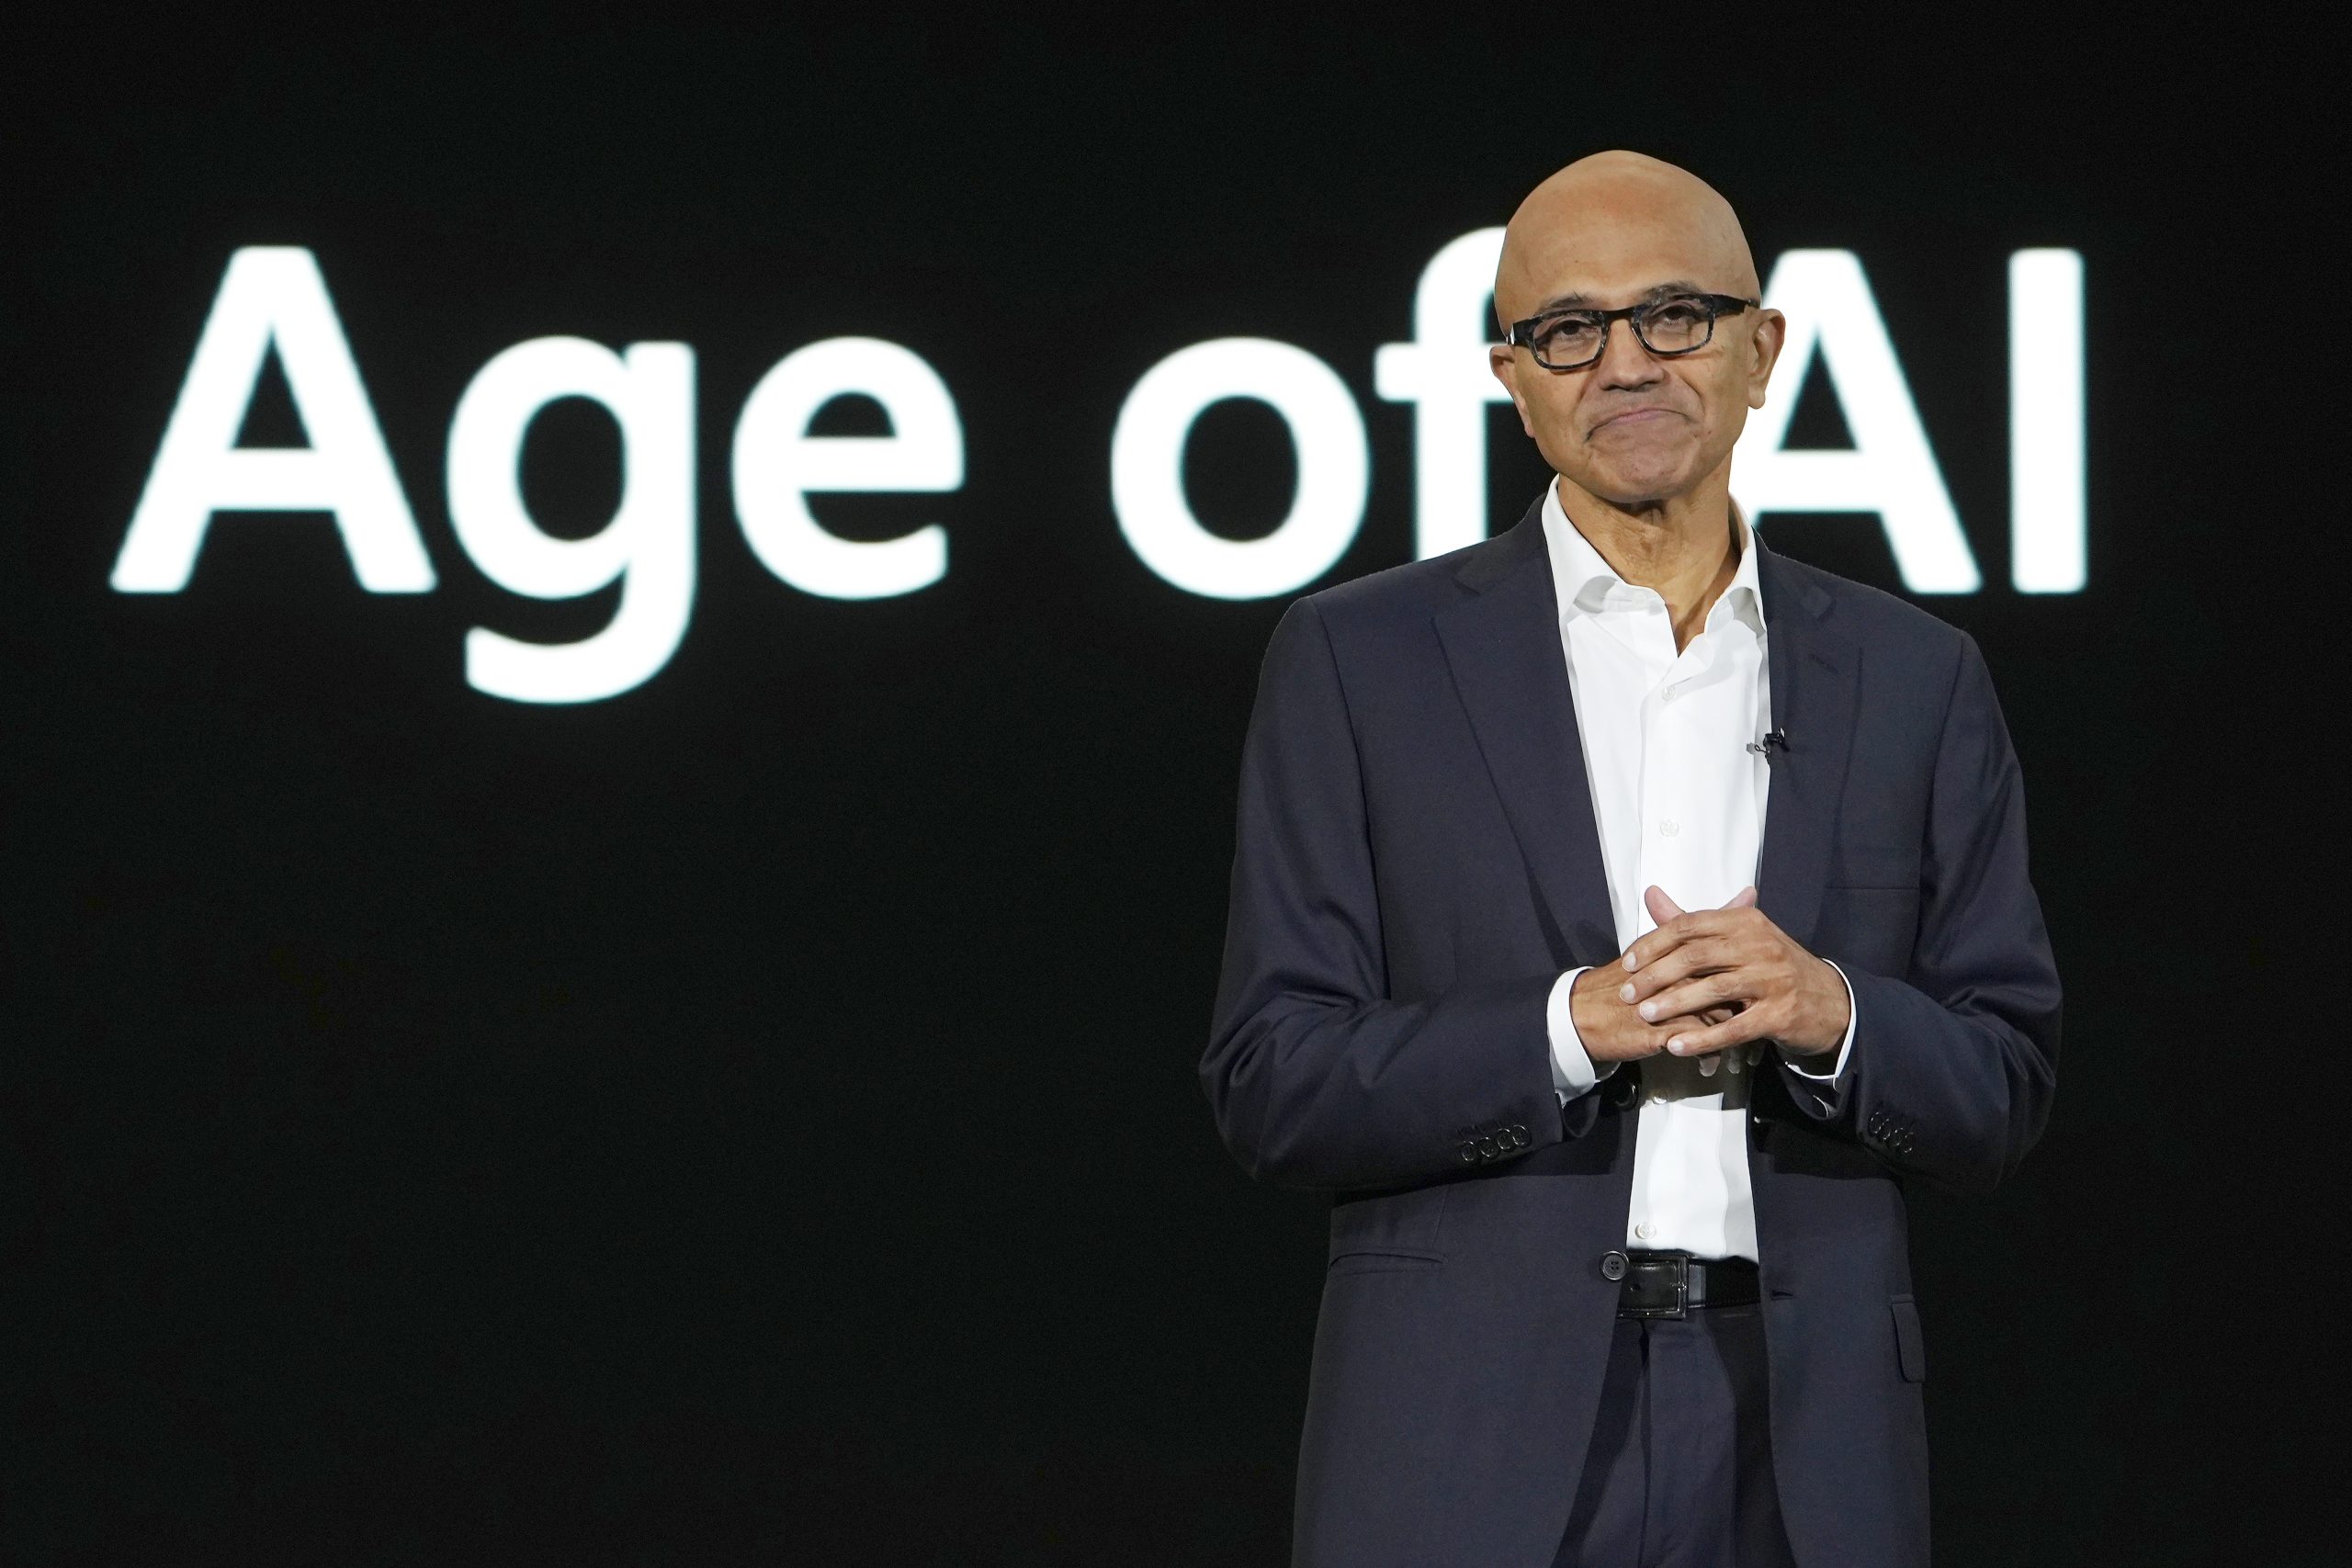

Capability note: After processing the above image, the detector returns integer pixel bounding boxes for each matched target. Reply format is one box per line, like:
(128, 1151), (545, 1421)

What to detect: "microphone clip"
(1745, 728), (1790, 759)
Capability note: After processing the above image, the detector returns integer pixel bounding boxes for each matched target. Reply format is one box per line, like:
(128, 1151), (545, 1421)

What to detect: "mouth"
(1589, 406), (1684, 435)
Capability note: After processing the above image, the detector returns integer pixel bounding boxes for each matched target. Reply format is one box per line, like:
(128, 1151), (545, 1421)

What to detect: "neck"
(1555, 467), (1741, 653)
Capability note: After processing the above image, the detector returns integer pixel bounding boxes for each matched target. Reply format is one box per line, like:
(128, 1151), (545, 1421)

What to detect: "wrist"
(1784, 955), (1854, 1055)
(1570, 963), (1659, 1064)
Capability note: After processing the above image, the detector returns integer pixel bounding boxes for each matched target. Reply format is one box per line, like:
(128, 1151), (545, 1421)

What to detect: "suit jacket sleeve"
(1776, 631), (2062, 1191)
(1200, 598), (1567, 1191)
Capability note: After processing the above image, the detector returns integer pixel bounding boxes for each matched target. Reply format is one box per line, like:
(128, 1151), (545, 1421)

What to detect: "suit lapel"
(1752, 537), (1860, 953)
(1433, 501), (1621, 970)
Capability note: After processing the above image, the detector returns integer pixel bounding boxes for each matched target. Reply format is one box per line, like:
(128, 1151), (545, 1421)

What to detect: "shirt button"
(1659, 819), (1680, 837)
(1634, 1222), (1656, 1241)
(1662, 683), (1680, 702)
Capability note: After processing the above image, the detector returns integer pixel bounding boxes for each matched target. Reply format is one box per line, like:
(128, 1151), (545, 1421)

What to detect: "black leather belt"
(1600, 1249), (1761, 1319)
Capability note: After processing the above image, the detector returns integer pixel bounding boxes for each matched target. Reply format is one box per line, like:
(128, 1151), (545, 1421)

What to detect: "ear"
(1489, 345), (1537, 438)
(1744, 309), (1787, 412)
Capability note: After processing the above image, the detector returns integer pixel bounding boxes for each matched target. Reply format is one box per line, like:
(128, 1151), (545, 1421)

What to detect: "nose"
(1591, 314), (1664, 389)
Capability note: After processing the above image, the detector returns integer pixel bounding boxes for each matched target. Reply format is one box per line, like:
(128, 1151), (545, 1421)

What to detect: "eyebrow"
(1529, 280), (1711, 315)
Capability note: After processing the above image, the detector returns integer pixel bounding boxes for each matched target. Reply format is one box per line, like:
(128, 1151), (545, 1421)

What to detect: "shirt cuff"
(1782, 959), (1859, 1083)
(1546, 966), (1612, 1102)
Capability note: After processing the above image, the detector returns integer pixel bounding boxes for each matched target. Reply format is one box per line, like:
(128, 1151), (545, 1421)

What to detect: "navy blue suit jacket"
(1202, 496), (2061, 1567)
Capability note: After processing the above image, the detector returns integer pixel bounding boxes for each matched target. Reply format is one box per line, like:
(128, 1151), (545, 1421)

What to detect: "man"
(1201, 152), (2060, 1567)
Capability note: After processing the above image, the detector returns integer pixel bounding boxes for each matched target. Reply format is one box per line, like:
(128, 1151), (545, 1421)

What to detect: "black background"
(3, 13), (2329, 1565)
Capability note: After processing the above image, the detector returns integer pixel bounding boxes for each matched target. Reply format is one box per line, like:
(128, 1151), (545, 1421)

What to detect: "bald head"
(1495, 152), (1758, 329)
(1486, 151), (1785, 516)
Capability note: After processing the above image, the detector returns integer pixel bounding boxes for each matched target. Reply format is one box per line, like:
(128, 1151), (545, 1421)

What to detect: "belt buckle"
(1620, 1252), (1690, 1321)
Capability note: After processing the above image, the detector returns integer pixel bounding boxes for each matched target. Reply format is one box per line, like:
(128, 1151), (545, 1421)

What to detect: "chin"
(1582, 457), (1704, 510)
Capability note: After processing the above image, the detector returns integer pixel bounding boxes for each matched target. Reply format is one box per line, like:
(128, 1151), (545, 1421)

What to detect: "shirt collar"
(1539, 481), (1765, 637)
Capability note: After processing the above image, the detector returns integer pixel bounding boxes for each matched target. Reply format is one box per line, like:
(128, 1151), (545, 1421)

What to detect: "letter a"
(1731, 250), (1980, 593)
(112, 247), (434, 592)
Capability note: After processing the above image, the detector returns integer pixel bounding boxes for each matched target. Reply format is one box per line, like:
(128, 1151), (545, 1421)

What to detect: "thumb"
(1723, 885), (1758, 909)
(1645, 885), (1686, 923)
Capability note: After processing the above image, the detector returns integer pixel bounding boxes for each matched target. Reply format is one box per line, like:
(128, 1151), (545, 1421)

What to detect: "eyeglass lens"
(1531, 299), (1716, 367)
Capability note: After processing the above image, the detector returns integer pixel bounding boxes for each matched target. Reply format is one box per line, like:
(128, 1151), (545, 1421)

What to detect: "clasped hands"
(1568, 885), (1850, 1069)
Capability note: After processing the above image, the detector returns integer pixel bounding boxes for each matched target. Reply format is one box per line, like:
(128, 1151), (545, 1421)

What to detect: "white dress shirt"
(1536, 482), (1856, 1262)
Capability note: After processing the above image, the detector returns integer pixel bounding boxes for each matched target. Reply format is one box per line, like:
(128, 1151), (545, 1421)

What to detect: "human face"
(1490, 218), (1782, 512)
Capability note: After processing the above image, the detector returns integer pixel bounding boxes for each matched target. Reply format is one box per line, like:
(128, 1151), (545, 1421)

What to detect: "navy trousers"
(1552, 1303), (1799, 1567)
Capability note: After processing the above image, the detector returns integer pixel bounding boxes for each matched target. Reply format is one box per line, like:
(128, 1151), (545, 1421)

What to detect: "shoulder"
(1282, 528), (1514, 650)
(1303, 552), (1472, 628)
(1767, 547), (1980, 679)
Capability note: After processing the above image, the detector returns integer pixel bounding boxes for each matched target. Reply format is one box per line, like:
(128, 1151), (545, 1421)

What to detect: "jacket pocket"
(1890, 1293), (1928, 1382)
(1327, 1248), (1445, 1276)
(1328, 1181), (1452, 1269)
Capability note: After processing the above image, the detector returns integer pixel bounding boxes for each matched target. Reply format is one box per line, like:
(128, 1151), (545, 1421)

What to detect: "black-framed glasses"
(1505, 293), (1758, 371)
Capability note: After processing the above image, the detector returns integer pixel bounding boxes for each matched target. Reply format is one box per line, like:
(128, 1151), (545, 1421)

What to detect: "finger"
(1648, 1008), (1743, 1057)
(1662, 1010), (1772, 1057)
(1636, 886), (1752, 963)
(1617, 936), (1737, 1004)
(1621, 909), (1735, 971)
(1626, 899), (1777, 972)
(1657, 1004), (1740, 1031)
(1636, 969), (1764, 1024)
